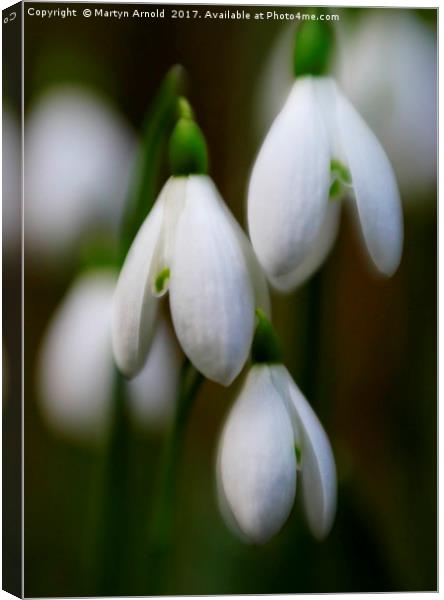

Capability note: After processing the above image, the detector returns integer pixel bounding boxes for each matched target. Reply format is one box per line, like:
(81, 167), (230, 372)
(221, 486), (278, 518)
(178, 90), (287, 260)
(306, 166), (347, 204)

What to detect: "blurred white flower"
(217, 364), (336, 543)
(254, 24), (294, 139)
(25, 86), (135, 261)
(127, 318), (180, 430)
(334, 12), (437, 201)
(38, 269), (179, 442)
(248, 76), (403, 291)
(112, 174), (270, 386)
(38, 270), (115, 441)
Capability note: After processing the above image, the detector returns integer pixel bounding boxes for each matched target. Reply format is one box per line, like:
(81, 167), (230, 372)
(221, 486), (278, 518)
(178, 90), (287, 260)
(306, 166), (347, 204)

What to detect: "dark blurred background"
(2, 4), (437, 596)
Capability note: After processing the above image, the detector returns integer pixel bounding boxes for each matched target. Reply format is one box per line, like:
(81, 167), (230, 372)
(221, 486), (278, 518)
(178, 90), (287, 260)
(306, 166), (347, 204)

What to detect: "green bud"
(251, 309), (282, 365)
(293, 19), (334, 78)
(168, 97), (208, 176)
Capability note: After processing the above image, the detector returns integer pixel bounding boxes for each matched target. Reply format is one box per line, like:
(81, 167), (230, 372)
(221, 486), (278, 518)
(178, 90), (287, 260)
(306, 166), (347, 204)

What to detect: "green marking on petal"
(295, 445), (302, 465)
(330, 158), (351, 185)
(329, 158), (352, 200)
(329, 179), (341, 199)
(154, 267), (170, 295)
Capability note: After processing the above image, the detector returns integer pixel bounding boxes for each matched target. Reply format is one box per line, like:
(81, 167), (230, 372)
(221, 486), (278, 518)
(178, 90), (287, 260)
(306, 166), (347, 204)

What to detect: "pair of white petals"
(112, 175), (270, 386)
(217, 364), (336, 544)
(39, 270), (180, 441)
(248, 76), (403, 291)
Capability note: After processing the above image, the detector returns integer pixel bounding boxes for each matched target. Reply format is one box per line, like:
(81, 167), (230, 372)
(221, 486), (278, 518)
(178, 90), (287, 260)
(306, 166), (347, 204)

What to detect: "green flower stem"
(93, 68), (187, 594)
(147, 359), (204, 593)
(251, 309), (282, 364)
(96, 369), (132, 595)
(300, 271), (323, 406)
(168, 97), (208, 176)
(293, 17), (334, 78)
(120, 65), (186, 264)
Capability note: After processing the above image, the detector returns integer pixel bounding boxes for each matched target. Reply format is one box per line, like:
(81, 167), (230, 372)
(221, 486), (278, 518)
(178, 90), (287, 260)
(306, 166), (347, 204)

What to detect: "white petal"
(126, 318), (181, 431)
(216, 425), (251, 543)
(336, 89), (403, 275)
(278, 367), (336, 540)
(149, 177), (187, 297)
(169, 176), (255, 386)
(239, 236), (271, 317)
(213, 195), (271, 316)
(269, 201), (341, 292)
(111, 194), (164, 377)
(248, 77), (331, 278)
(219, 365), (297, 544)
(38, 270), (116, 442)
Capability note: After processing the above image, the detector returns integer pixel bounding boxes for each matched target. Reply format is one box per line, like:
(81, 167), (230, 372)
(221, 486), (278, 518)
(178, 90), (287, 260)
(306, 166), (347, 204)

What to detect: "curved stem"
(147, 359), (204, 593)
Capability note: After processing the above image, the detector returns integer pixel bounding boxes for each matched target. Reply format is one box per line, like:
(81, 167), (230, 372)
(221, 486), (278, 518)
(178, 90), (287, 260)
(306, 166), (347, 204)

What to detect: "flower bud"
(293, 20), (334, 78)
(168, 98), (208, 176)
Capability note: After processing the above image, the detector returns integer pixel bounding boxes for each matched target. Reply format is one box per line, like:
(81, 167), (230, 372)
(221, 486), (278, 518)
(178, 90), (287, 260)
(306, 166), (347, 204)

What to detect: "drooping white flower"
(334, 12), (437, 201)
(217, 363), (336, 543)
(25, 86), (135, 262)
(248, 75), (403, 290)
(38, 269), (179, 442)
(112, 174), (270, 386)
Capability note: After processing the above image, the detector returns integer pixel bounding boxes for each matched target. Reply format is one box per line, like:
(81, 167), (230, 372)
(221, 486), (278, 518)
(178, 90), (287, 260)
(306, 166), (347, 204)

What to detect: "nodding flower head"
(217, 363), (336, 544)
(248, 24), (403, 291)
(216, 311), (336, 543)
(112, 99), (269, 385)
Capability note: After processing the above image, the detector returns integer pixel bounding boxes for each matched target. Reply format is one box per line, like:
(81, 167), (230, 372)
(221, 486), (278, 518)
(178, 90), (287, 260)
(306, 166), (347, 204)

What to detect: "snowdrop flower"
(248, 21), (403, 291)
(217, 311), (336, 543)
(112, 99), (269, 386)
(334, 12), (437, 201)
(25, 86), (135, 261)
(38, 269), (179, 442)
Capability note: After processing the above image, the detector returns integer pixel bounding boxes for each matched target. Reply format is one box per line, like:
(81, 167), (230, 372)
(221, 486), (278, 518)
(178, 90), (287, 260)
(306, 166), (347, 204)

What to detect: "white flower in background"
(127, 318), (180, 430)
(112, 175), (270, 386)
(25, 86), (135, 261)
(38, 270), (116, 441)
(217, 363), (336, 543)
(38, 269), (179, 442)
(334, 12), (437, 201)
(253, 23), (294, 139)
(248, 75), (403, 291)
